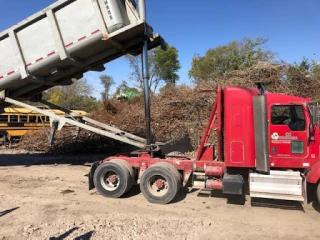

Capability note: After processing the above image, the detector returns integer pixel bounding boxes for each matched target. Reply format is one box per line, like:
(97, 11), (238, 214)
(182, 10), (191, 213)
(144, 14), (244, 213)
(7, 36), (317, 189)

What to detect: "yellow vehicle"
(0, 108), (87, 143)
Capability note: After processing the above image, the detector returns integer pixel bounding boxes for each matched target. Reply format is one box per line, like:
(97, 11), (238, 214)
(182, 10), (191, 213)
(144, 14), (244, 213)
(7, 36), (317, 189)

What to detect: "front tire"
(140, 162), (181, 204)
(317, 182), (320, 206)
(93, 161), (130, 198)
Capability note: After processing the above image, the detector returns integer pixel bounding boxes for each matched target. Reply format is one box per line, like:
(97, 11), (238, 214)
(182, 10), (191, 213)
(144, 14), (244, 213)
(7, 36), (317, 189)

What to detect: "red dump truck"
(0, 0), (318, 207)
(89, 85), (320, 205)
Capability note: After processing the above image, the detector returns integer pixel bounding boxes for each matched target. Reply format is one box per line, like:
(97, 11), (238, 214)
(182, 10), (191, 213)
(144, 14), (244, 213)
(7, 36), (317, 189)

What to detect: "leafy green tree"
(100, 75), (115, 101)
(189, 37), (274, 83)
(311, 60), (320, 77)
(126, 45), (181, 92)
(286, 57), (320, 85)
(115, 80), (129, 95)
(43, 78), (98, 112)
(298, 57), (311, 72)
(82, 96), (99, 112)
(153, 46), (180, 88)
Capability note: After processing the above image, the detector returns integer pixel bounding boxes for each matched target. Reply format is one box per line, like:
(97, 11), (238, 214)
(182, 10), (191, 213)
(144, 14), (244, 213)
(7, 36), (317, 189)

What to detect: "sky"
(1, 0), (319, 99)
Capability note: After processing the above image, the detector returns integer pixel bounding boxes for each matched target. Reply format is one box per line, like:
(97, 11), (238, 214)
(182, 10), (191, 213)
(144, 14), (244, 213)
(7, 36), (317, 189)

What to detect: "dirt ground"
(0, 149), (319, 240)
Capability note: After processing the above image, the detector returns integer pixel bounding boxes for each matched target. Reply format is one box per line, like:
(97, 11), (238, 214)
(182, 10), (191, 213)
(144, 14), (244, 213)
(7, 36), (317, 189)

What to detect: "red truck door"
(269, 104), (309, 168)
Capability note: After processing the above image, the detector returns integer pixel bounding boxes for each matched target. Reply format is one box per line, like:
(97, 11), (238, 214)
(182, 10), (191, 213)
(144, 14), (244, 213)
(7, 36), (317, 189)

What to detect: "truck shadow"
(312, 201), (320, 213)
(121, 185), (188, 203)
(195, 189), (308, 211)
(251, 198), (305, 212)
(121, 185), (141, 198)
(0, 207), (19, 217)
(171, 187), (189, 203)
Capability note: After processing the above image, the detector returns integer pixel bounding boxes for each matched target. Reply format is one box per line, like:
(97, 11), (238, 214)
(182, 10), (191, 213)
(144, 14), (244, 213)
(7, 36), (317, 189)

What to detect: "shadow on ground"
(251, 198), (305, 212)
(171, 187), (188, 203)
(312, 201), (320, 213)
(49, 227), (94, 240)
(0, 207), (19, 217)
(121, 185), (188, 204)
(122, 185), (141, 199)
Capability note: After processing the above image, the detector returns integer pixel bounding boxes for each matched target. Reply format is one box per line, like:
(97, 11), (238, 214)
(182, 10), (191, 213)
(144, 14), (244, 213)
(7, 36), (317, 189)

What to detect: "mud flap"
(89, 162), (100, 190)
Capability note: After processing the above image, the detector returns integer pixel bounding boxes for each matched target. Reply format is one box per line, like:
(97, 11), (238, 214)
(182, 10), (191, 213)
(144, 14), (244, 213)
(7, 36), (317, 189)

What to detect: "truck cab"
(223, 86), (320, 203)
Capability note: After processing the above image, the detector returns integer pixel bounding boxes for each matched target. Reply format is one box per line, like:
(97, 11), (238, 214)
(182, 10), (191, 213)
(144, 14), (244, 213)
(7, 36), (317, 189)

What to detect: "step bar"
(249, 170), (305, 202)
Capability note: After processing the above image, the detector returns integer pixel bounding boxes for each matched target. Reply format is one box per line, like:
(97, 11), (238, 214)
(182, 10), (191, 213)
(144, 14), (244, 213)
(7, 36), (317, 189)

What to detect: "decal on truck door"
(271, 132), (279, 140)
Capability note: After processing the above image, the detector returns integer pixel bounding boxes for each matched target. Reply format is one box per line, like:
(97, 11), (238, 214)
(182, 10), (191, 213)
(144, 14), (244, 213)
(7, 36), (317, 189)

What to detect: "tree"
(311, 60), (320, 77)
(189, 37), (275, 83)
(100, 75), (115, 101)
(153, 46), (180, 88)
(126, 45), (181, 92)
(115, 80), (129, 95)
(286, 57), (318, 84)
(43, 78), (98, 112)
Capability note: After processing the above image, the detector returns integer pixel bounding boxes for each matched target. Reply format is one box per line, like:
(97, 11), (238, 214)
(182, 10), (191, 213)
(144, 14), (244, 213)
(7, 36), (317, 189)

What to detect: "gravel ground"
(0, 151), (319, 240)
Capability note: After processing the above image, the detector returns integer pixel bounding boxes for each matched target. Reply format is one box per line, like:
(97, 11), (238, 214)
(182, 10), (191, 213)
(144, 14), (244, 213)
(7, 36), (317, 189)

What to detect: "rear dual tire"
(93, 159), (135, 198)
(94, 160), (182, 204)
(111, 159), (136, 192)
(140, 162), (181, 204)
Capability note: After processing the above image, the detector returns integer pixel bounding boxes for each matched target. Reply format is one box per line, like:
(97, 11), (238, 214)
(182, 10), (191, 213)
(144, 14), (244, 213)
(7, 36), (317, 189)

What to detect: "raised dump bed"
(0, 0), (162, 100)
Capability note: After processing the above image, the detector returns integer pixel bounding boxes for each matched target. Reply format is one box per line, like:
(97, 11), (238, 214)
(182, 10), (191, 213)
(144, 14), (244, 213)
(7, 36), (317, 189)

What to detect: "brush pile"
(18, 85), (214, 154)
(92, 85), (215, 146)
(19, 128), (136, 155)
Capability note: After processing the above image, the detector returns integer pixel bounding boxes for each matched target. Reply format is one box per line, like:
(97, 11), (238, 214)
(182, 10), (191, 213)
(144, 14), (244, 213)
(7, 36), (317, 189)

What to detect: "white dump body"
(0, 0), (162, 99)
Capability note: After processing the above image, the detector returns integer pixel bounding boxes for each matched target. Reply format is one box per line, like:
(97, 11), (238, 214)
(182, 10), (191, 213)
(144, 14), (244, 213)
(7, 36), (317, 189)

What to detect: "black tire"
(140, 162), (181, 204)
(155, 162), (182, 184)
(317, 182), (320, 206)
(110, 159), (135, 193)
(0, 131), (8, 144)
(93, 161), (130, 198)
(0, 131), (6, 138)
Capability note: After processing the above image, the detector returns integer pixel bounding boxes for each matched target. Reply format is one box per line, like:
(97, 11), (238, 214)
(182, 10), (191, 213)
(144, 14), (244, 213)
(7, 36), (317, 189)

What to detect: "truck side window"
(271, 105), (305, 131)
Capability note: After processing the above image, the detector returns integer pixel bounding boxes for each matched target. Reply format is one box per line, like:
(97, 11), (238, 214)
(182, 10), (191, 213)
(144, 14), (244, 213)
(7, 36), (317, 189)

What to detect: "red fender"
(306, 161), (320, 184)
